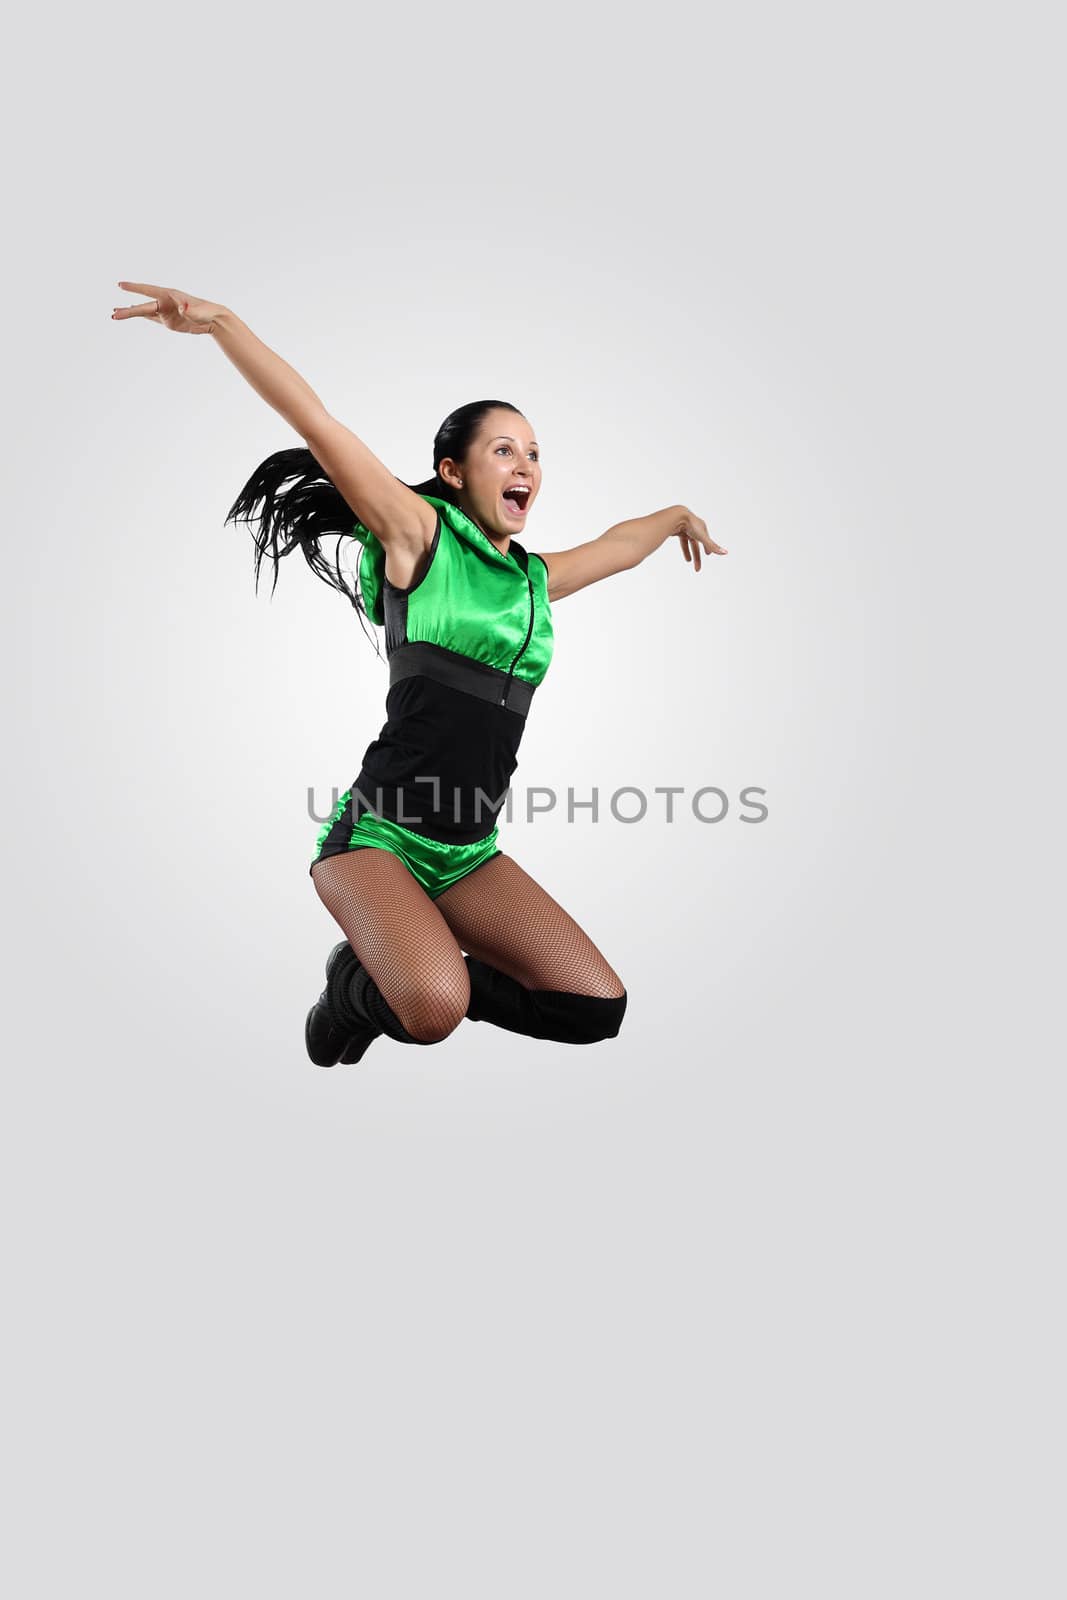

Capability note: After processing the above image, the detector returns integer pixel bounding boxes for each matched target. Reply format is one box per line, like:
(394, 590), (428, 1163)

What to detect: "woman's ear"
(438, 457), (464, 490)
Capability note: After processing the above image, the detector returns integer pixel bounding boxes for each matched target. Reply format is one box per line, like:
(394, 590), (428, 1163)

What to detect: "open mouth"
(501, 485), (531, 516)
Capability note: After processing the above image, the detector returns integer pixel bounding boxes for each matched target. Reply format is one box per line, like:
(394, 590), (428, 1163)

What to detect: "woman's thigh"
(311, 847), (471, 1032)
(433, 851), (625, 997)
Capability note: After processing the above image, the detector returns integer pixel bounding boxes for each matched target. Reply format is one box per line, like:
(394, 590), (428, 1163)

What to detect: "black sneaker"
(305, 941), (362, 1067)
(337, 1022), (381, 1064)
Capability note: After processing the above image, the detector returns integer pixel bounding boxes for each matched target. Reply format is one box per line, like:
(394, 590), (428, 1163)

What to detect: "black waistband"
(388, 641), (536, 717)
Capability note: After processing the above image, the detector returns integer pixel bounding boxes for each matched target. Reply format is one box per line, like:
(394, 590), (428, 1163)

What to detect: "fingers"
(113, 282), (188, 325)
(677, 529), (728, 571)
(112, 299), (165, 320)
(690, 517), (728, 559)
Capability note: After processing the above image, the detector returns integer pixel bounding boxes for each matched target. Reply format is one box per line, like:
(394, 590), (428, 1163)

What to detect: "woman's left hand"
(673, 507), (727, 572)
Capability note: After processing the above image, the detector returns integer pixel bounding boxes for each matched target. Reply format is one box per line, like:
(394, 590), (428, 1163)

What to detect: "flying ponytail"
(224, 443), (388, 655)
(225, 400), (522, 651)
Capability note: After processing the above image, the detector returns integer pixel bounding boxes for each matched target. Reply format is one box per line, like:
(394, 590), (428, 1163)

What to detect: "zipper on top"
(499, 572), (534, 704)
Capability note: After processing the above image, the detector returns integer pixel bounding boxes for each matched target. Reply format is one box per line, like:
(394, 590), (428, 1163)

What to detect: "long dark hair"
(224, 400), (523, 642)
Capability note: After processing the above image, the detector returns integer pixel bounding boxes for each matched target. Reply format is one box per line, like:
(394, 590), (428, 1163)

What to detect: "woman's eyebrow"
(491, 435), (540, 448)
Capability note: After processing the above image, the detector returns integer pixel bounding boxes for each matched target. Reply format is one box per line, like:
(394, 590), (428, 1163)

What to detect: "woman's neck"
(456, 495), (511, 555)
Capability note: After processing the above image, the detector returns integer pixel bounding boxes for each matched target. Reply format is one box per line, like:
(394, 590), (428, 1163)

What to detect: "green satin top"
(350, 494), (554, 687)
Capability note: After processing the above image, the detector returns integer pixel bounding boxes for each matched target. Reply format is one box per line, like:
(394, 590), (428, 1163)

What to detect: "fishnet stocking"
(310, 848), (470, 1043)
(310, 846), (626, 1048)
(434, 852), (626, 997)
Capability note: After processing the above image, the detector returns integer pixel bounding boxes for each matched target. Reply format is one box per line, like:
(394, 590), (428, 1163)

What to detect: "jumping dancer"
(111, 282), (726, 1066)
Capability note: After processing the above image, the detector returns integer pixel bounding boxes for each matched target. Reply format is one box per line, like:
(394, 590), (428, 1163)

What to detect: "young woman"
(111, 281), (726, 1067)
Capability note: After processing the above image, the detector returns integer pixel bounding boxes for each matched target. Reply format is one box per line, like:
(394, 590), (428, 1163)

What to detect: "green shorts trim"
(310, 788), (501, 900)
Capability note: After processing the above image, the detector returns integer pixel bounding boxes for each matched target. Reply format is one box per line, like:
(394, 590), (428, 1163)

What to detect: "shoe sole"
(306, 942), (359, 1067)
(338, 1024), (379, 1065)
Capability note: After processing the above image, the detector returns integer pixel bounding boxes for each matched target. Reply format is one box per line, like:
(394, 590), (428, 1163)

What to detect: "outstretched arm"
(536, 506), (726, 602)
(111, 281), (434, 548)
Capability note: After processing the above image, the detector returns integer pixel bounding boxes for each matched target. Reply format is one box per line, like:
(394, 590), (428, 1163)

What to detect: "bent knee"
(597, 973), (627, 1002)
(404, 1012), (465, 1045)
(592, 986), (627, 1040)
(550, 968), (626, 1004)
(564, 961), (627, 1003)
(391, 980), (469, 1044)
(535, 985), (627, 1043)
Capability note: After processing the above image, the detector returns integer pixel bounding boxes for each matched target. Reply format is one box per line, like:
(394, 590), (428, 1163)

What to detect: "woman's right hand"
(111, 281), (226, 335)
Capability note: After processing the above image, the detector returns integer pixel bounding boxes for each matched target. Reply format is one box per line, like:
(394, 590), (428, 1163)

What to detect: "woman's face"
(441, 409), (542, 541)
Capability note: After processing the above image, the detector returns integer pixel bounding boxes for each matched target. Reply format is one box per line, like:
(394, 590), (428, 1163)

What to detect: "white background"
(3, 3), (1063, 1595)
